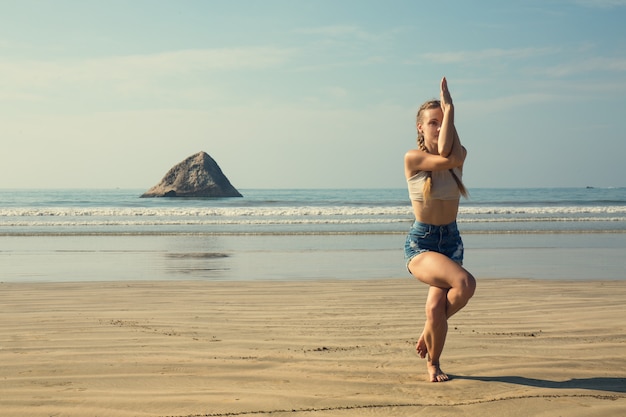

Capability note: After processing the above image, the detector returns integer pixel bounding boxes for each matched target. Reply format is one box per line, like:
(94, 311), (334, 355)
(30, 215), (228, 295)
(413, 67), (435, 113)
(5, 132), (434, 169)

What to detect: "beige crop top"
(407, 168), (462, 201)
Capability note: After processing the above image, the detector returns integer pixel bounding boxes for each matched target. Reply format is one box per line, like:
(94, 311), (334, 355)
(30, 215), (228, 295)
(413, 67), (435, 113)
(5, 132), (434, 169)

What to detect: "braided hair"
(416, 100), (468, 199)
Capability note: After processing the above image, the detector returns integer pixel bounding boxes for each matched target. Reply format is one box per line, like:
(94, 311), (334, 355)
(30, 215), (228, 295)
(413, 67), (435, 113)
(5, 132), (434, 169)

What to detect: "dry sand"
(1, 278), (624, 417)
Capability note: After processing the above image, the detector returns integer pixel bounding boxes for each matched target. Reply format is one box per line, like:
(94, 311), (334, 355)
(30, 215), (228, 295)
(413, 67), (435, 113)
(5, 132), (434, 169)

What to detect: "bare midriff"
(411, 199), (460, 226)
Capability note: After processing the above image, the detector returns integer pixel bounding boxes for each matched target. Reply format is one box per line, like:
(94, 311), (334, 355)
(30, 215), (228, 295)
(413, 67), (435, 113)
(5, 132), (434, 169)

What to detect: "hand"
(440, 77), (453, 110)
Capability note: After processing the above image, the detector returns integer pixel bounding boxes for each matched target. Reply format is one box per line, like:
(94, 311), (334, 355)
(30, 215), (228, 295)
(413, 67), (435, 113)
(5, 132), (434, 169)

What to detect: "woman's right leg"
(423, 285), (449, 381)
(408, 251), (476, 318)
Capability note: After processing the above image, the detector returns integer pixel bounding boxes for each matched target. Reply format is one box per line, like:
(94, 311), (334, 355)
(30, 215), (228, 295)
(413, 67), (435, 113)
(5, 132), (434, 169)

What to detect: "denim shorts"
(404, 220), (464, 272)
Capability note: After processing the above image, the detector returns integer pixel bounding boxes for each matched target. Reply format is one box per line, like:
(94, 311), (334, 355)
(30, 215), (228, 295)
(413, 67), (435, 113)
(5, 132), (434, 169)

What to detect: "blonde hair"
(416, 100), (468, 199)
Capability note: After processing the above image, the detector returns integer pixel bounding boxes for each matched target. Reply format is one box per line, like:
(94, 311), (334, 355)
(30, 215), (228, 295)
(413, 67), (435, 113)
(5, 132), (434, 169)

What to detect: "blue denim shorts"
(404, 220), (464, 272)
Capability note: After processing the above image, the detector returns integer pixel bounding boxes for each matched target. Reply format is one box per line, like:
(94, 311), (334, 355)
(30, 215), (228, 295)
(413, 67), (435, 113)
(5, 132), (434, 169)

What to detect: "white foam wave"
(1, 216), (625, 228)
(1, 205), (625, 218)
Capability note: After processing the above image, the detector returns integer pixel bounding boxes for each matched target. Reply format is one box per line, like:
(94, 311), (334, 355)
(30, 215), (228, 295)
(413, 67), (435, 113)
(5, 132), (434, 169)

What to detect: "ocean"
(1, 188), (625, 282)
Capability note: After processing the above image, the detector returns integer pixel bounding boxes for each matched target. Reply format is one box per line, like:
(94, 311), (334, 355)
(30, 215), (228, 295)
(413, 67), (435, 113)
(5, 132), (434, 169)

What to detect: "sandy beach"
(1, 278), (625, 417)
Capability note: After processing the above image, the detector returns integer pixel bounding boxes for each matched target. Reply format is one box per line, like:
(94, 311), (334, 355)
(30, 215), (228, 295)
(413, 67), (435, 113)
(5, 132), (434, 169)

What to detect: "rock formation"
(141, 151), (242, 198)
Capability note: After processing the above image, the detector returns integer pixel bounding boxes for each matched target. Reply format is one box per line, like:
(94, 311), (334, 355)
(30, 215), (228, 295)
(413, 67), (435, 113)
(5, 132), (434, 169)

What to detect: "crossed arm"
(404, 77), (466, 176)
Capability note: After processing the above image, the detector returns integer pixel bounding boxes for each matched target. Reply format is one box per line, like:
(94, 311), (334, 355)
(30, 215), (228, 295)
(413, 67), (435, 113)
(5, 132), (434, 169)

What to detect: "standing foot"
(415, 332), (427, 358)
(427, 361), (449, 382)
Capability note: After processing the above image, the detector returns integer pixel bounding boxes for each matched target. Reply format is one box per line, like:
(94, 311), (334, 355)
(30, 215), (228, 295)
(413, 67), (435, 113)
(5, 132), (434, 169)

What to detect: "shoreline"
(2, 228), (626, 236)
(2, 233), (625, 283)
(1, 278), (624, 416)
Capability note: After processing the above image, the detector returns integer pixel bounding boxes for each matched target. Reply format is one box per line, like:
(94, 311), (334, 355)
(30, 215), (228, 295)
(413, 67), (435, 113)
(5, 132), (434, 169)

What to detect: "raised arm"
(438, 77), (455, 158)
(449, 125), (466, 163)
(404, 77), (466, 178)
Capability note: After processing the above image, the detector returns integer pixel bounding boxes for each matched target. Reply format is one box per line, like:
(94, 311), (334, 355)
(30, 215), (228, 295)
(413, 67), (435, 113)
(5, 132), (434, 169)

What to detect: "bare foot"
(415, 332), (427, 358)
(427, 361), (449, 382)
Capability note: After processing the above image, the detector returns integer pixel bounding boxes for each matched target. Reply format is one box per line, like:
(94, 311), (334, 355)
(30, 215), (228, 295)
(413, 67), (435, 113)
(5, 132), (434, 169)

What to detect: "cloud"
(0, 47), (292, 92)
(0, 46), (295, 111)
(573, 0), (626, 7)
(295, 25), (384, 42)
(462, 92), (557, 114)
(323, 86), (349, 99)
(421, 47), (557, 64)
(537, 56), (626, 77)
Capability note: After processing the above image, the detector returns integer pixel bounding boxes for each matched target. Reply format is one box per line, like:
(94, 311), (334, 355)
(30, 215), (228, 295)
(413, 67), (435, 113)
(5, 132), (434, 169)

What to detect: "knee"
(459, 273), (476, 301)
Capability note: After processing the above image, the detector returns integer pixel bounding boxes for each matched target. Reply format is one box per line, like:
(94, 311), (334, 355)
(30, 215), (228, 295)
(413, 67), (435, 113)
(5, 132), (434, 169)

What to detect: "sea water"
(1, 188), (625, 282)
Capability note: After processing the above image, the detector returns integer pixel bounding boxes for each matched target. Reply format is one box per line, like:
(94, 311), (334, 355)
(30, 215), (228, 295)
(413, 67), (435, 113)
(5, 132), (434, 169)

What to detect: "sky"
(1, 0), (625, 190)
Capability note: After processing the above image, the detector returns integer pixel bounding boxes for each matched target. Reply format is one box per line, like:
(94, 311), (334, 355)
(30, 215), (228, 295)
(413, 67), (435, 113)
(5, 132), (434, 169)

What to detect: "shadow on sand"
(452, 375), (626, 393)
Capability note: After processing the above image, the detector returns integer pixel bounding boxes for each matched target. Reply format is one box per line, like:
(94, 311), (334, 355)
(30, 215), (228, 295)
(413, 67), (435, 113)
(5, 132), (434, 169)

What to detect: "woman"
(404, 77), (476, 382)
